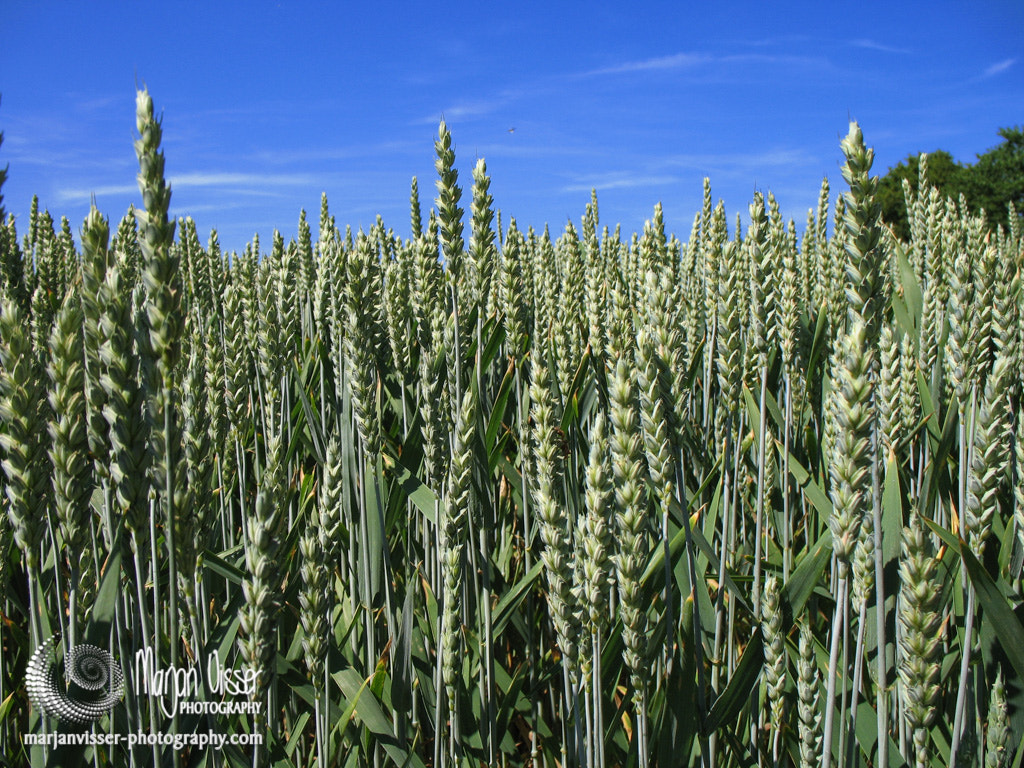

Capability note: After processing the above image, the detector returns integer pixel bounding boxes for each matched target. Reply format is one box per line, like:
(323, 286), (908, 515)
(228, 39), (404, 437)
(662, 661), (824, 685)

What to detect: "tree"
(877, 150), (968, 241)
(967, 126), (1024, 232)
(878, 127), (1024, 240)
(0, 94), (7, 220)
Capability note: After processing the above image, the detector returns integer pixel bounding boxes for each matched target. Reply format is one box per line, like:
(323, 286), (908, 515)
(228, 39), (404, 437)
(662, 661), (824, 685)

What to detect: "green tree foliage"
(0, 94), (8, 219)
(879, 127), (1024, 239)
(968, 126), (1024, 231)
(877, 151), (968, 240)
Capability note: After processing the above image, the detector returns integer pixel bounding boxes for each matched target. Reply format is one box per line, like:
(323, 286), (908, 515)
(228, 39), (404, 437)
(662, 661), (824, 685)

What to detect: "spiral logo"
(25, 635), (124, 725)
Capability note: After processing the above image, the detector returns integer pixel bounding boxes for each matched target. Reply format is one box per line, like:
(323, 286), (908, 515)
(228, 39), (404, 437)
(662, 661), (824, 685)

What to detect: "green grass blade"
(705, 627), (763, 732)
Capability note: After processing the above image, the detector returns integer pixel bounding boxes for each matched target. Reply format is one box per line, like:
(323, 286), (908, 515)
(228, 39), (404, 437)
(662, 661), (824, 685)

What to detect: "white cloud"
(562, 173), (678, 193)
(583, 53), (709, 77)
(57, 172), (314, 203)
(170, 172), (314, 188)
(72, 95), (125, 113)
(169, 201), (251, 215)
(983, 58), (1016, 78)
(849, 39), (911, 55)
(440, 102), (504, 122)
(414, 90), (527, 126)
(56, 184), (138, 202)
(582, 51), (831, 79)
(251, 140), (420, 165)
(666, 148), (819, 175)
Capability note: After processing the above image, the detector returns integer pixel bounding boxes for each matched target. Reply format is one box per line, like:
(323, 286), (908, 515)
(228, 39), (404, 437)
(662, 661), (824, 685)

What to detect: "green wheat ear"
(47, 291), (94, 633)
(440, 384), (476, 728)
(0, 292), (48, 569)
(796, 620), (822, 768)
(435, 120), (464, 284)
(840, 120), (886, 346)
(579, 410), (614, 644)
(898, 513), (941, 768)
(343, 234), (384, 456)
(606, 321), (649, 702)
(531, 352), (580, 673)
(238, 425), (284, 700)
(761, 575), (786, 748)
(1015, 404), (1024, 557)
(80, 206), (112, 481)
(98, 254), (150, 546)
(964, 352), (1012, 555)
(827, 319), (874, 574)
(134, 87), (180, 378)
(986, 670), (1011, 768)
(467, 157), (496, 313)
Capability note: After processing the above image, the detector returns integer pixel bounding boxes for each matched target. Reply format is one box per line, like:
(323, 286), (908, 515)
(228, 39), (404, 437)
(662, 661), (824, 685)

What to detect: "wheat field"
(0, 89), (1022, 768)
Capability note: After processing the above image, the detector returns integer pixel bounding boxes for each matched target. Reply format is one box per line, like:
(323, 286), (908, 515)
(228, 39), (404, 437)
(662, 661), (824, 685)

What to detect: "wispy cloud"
(581, 51), (831, 78)
(583, 53), (710, 77)
(171, 172), (314, 188)
(7, 150), (134, 172)
(414, 95), (517, 126)
(471, 142), (604, 161)
(721, 52), (830, 68)
(71, 94), (126, 113)
(738, 35), (812, 48)
(849, 39), (911, 55)
(982, 58), (1016, 78)
(562, 172), (678, 193)
(57, 172), (315, 202)
(168, 201), (253, 215)
(0, 111), (135, 171)
(665, 148), (820, 178)
(56, 184), (138, 202)
(250, 140), (420, 165)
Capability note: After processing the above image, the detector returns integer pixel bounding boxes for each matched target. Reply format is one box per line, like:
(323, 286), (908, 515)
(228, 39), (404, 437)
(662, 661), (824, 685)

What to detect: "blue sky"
(1, 1), (1021, 253)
